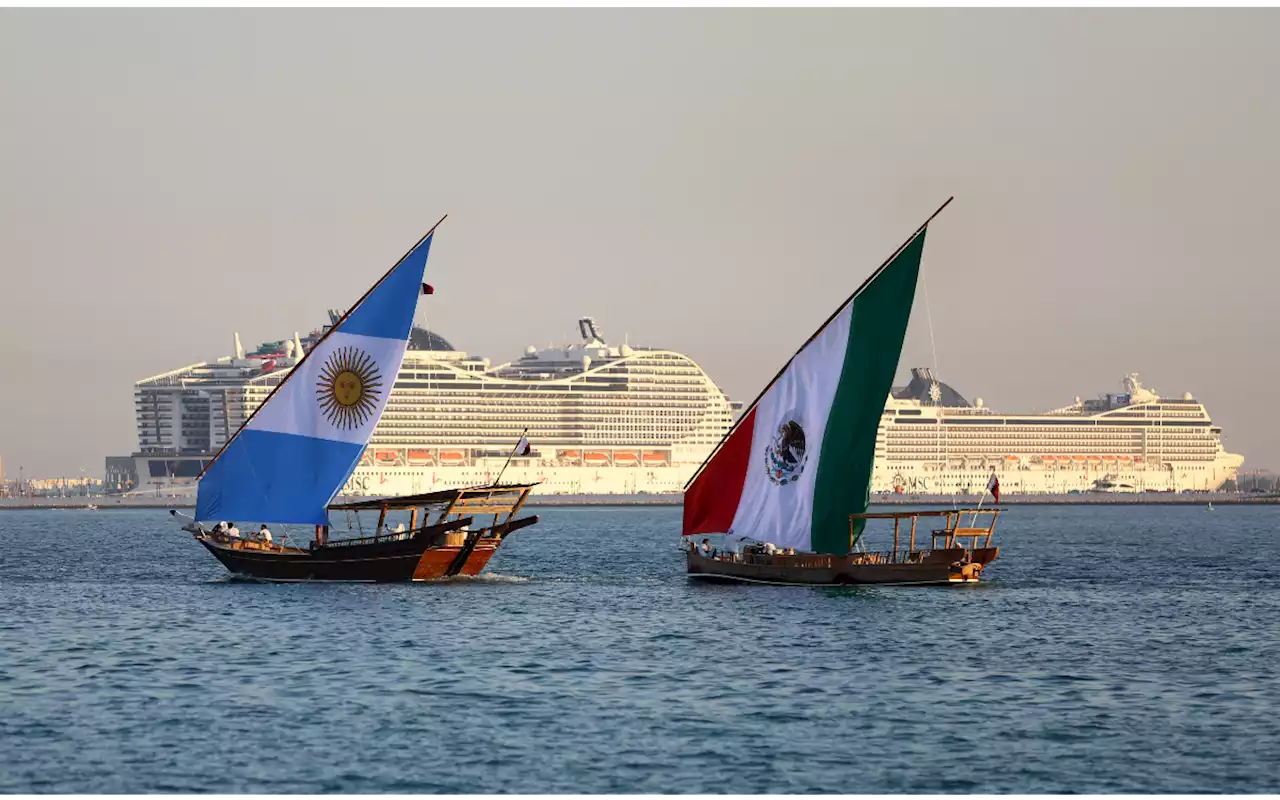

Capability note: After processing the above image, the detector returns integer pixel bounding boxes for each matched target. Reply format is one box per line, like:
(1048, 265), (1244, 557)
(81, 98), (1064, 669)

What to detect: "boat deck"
(686, 508), (1002, 586)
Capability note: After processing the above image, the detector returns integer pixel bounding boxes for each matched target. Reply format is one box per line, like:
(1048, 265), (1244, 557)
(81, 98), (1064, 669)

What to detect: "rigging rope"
(920, 265), (957, 511)
(922, 266), (940, 381)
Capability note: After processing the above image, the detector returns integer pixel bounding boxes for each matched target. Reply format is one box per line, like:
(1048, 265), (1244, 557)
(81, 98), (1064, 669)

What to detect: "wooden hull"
(197, 515), (538, 582)
(201, 535), (434, 582)
(686, 546), (999, 586)
(411, 539), (500, 580)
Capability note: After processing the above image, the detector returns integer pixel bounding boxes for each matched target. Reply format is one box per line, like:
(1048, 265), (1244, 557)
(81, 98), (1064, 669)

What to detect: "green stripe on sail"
(810, 231), (926, 554)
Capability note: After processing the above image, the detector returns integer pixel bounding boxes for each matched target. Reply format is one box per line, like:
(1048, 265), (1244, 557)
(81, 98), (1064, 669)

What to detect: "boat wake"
(423, 572), (532, 584)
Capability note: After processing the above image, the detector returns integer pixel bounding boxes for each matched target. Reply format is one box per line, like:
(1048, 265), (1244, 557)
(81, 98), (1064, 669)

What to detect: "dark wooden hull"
(686, 546), (999, 586)
(201, 534), (436, 582)
(197, 516), (538, 582)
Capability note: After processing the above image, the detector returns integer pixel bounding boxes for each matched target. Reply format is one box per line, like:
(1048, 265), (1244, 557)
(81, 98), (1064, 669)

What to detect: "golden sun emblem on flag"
(315, 346), (383, 429)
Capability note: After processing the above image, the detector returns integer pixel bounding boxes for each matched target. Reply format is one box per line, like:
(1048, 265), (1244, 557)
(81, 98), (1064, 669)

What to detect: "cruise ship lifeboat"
(1042, 456), (1056, 465)
(643, 451), (668, 466)
(407, 449), (434, 466)
(613, 452), (640, 467)
(1102, 455), (1117, 463)
(558, 450), (582, 464)
(359, 451), (374, 467)
(584, 451), (611, 467)
(1119, 456), (1133, 464)
(1004, 455), (1019, 463)
(376, 450), (403, 466)
(438, 451), (467, 466)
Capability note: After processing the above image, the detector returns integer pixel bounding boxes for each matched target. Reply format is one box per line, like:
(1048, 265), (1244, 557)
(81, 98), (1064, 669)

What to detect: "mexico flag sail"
(683, 199), (951, 555)
(195, 218), (444, 526)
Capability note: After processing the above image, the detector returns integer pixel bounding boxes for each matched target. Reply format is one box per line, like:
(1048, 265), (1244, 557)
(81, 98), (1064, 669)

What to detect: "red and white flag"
(515, 436), (531, 456)
(986, 472), (1000, 503)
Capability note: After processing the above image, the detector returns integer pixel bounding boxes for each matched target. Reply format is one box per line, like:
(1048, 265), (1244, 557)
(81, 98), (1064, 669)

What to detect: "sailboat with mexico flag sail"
(175, 218), (540, 582)
(682, 198), (1001, 586)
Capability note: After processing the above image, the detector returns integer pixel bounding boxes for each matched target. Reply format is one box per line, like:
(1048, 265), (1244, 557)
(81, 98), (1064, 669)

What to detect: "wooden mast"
(682, 198), (953, 491)
(491, 427), (529, 487)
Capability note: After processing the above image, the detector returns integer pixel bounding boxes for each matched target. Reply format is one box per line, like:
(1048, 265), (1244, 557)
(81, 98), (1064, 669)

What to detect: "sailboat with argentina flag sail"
(174, 219), (541, 582)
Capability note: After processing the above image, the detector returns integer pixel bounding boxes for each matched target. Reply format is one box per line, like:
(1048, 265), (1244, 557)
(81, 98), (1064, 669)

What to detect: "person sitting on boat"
(226, 522), (241, 540)
(209, 520), (228, 540)
(257, 524), (273, 545)
(699, 538), (714, 557)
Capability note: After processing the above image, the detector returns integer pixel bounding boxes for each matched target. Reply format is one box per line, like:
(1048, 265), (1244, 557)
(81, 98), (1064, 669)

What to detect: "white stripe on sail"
(247, 331), (407, 445)
(728, 304), (853, 551)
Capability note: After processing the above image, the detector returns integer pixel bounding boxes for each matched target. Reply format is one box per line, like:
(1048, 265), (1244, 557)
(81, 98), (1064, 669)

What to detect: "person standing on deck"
(258, 524), (272, 545)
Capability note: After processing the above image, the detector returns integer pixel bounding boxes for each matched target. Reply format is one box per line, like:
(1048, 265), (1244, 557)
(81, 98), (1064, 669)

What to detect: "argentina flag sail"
(195, 221), (442, 525)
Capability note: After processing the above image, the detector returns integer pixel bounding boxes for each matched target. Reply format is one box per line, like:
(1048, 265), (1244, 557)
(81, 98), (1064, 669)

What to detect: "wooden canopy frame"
(316, 483), (538, 547)
(848, 507), (1001, 556)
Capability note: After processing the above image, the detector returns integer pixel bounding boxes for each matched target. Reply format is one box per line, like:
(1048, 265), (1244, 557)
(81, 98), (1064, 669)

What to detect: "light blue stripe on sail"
(194, 230), (436, 524)
(341, 235), (434, 340)
(196, 430), (363, 525)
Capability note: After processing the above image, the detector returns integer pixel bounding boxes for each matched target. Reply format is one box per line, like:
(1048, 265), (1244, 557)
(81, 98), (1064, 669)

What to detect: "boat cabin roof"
(851, 508), (1002, 519)
(327, 483), (538, 511)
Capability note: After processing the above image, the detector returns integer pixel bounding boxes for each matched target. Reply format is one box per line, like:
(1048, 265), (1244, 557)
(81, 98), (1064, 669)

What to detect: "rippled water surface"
(2, 505), (1280, 792)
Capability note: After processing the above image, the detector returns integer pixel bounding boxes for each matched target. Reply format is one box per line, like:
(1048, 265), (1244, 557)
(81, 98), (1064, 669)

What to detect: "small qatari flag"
(422, 283), (435, 295)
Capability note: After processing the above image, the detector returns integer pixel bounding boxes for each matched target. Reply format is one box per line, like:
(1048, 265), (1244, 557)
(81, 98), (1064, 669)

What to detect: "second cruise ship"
(872, 369), (1243, 494)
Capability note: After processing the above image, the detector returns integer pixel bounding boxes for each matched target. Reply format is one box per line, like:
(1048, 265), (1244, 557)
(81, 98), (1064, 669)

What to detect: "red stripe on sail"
(682, 407), (756, 536)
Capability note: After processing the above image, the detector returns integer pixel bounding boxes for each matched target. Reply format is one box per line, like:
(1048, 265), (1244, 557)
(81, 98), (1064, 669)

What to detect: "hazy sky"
(2, 9), (1278, 478)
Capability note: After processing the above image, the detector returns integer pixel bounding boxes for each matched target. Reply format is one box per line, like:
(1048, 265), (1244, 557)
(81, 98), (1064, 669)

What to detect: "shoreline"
(1, 493), (1277, 510)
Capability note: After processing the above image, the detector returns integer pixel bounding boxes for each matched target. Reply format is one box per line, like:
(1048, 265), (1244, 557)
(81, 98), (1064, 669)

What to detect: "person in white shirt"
(699, 538), (714, 557)
(226, 522), (241, 540)
(258, 524), (272, 544)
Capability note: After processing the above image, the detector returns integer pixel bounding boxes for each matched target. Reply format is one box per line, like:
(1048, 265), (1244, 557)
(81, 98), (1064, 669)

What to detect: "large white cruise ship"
(133, 316), (740, 496)
(872, 368), (1243, 494)
(132, 317), (1242, 497)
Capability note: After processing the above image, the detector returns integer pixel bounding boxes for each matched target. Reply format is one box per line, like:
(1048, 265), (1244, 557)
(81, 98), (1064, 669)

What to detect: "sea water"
(1, 505), (1278, 792)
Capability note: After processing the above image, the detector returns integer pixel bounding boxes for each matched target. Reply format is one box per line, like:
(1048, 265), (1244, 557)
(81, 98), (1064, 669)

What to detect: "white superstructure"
(872, 368), (1243, 495)
(132, 317), (1242, 497)
(133, 316), (739, 495)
